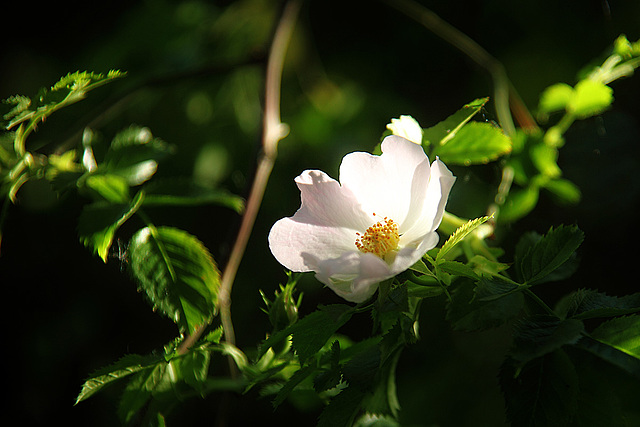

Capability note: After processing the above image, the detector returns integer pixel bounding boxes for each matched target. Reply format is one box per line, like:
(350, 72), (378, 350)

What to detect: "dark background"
(1, 0), (639, 425)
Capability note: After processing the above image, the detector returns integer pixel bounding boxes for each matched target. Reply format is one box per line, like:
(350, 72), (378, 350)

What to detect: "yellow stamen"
(355, 214), (400, 259)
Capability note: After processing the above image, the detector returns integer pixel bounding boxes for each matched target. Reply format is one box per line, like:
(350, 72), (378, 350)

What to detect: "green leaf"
(474, 276), (522, 302)
(437, 260), (480, 281)
(318, 386), (366, 427)
(539, 83), (575, 114)
(575, 336), (640, 379)
(84, 173), (130, 203)
(510, 316), (585, 364)
(515, 224), (584, 285)
(530, 143), (561, 178)
(290, 304), (355, 363)
(422, 97), (488, 146)
(102, 126), (170, 186)
(501, 350), (579, 427)
(2, 70), (125, 131)
(542, 178), (581, 205)
(446, 279), (524, 331)
(272, 365), (316, 408)
(436, 215), (492, 262)
(568, 79), (613, 118)
(78, 191), (145, 262)
(431, 121), (512, 165)
(499, 184), (540, 223)
(591, 315), (640, 360)
(555, 289), (640, 320)
(128, 226), (221, 334)
(142, 178), (244, 213)
(118, 362), (172, 424)
(75, 353), (163, 405)
(177, 349), (211, 394)
(314, 341), (342, 393)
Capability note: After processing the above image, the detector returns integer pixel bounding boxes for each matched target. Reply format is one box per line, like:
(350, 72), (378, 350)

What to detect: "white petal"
(391, 231), (439, 275)
(401, 157), (456, 243)
(386, 115), (423, 144)
(268, 170), (369, 272)
(339, 136), (428, 223)
(305, 251), (392, 303)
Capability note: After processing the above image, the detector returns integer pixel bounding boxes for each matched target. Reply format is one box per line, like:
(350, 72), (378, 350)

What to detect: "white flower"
(386, 115), (424, 144)
(268, 136), (455, 303)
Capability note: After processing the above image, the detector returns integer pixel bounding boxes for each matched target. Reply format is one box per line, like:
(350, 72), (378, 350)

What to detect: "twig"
(177, 1), (301, 371)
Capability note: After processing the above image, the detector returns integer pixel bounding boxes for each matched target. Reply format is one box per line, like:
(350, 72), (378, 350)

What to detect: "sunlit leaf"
(591, 315), (640, 360)
(568, 79), (613, 118)
(436, 215), (492, 262)
(431, 121), (512, 165)
(75, 353), (163, 405)
(128, 226), (221, 334)
(422, 97), (488, 146)
(84, 174), (130, 203)
(538, 83), (574, 114)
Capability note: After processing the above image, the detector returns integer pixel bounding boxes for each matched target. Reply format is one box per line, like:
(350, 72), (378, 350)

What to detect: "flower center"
(355, 214), (400, 259)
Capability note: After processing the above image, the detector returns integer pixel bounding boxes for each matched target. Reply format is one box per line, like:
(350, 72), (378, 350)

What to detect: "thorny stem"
(177, 1), (301, 374)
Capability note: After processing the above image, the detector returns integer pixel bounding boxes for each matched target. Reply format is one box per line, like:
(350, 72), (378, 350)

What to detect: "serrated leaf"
(128, 226), (221, 334)
(474, 276), (522, 302)
(515, 224), (584, 285)
(272, 365), (316, 408)
(510, 316), (585, 364)
(3, 70), (125, 131)
(78, 191), (145, 262)
(431, 121), (512, 165)
(422, 97), (488, 146)
(75, 353), (163, 404)
(290, 304), (355, 363)
(555, 289), (640, 320)
(118, 363), (170, 424)
(142, 178), (244, 213)
(591, 315), (640, 360)
(446, 279), (524, 331)
(176, 349), (211, 394)
(436, 215), (492, 262)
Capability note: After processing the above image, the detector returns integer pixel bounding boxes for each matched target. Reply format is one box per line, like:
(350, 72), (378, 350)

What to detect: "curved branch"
(178, 1), (302, 371)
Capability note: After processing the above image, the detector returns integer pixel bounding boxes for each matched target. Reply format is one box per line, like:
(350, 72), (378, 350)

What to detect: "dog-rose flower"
(268, 135), (455, 303)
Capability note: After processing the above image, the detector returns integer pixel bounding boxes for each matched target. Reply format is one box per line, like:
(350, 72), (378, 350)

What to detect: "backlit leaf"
(422, 97), (488, 146)
(431, 121), (512, 165)
(128, 226), (221, 334)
